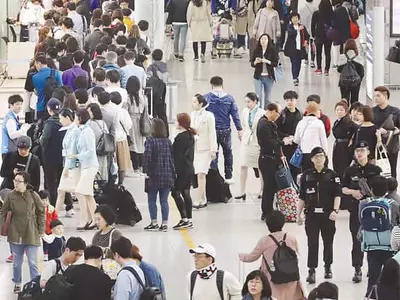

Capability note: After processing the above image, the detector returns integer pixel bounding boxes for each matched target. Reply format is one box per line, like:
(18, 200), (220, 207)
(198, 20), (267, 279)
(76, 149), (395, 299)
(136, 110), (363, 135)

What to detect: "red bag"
(1, 211), (12, 236)
(350, 20), (360, 39)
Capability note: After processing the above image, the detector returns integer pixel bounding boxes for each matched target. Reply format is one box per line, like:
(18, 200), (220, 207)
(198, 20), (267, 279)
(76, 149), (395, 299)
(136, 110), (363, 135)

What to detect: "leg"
(182, 189), (193, 219)
(254, 79), (264, 108)
(86, 195), (97, 223)
(388, 151), (398, 178)
(10, 243), (24, 285)
(55, 190), (66, 213)
(25, 245), (39, 281)
(210, 131), (222, 170)
(118, 171), (125, 185)
(219, 129), (233, 180)
(197, 173), (207, 204)
(259, 156), (278, 215)
(147, 187), (158, 223)
(366, 251), (390, 296)
(349, 206), (364, 267)
(172, 187), (187, 219)
(263, 76), (274, 107)
(332, 44), (340, 66)
(315, 39), (323, 69)
(350, 85), (361, 105)
(239, 166), (248, 195)
(294, 56), (302, 79)
(64, 192), (73, 212)
(131, 151), (139, 171)
(180, 24), (188, 56)
(193, 42), (199, 59)
(159, 187), (170, 224)
(237, 34), (246, 49)
(305, 214), (320, 269)
(324, 40), (332, 71)
(43, 164), (59, 206)
(340, 86), (351, 102)
(200, 41), (206, 55)
(173, 24), (180, 55)
(76, 193), (89, 225)
(321, 217), (336, 267)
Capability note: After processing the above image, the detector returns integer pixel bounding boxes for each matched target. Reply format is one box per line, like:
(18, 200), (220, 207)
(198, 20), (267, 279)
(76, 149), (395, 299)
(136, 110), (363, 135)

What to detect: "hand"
(63, 169), (69, 177)
(13, 168), (19, 175)
(394, 127), (400, 135)
(283, 137), (291, 145)
(255, 57), (262, 64)
(238, 130), (243, 141)
(211, 151), (217, 160)
(329, 211), (338, 221)
(280, 156), (287, 164)
(352, 190), (363, 200)
(297, 215), (304, 226)
(40, 233), (45, 238)
(299, 25), (304, 30)
(239, 253), (245, 261)
(378, 128), (387, 135)
(280, 20), (284, 24)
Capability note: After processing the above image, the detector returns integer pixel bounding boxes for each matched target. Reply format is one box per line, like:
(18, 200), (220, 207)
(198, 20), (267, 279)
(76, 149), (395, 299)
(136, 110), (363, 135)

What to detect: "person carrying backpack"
(337, 39), (364, 105)
(359, 175), (397, 298)
(239, 210), (305, 300)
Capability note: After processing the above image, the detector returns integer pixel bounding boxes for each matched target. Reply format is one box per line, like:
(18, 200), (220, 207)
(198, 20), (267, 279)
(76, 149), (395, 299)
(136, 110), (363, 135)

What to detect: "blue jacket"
(204, 91), (242, 131)
(32, 67), (63, 112)
(211, 0), (237, 14)
(62, 123), (81, 169)
(1, 110), (21, 154)
(139, 260), (166, 297)
(76, 123), (99, 169)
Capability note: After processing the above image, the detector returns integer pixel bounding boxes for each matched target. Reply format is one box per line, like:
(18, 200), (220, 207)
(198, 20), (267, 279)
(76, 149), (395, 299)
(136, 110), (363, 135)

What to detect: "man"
(103, 51), (120, 72)
(1, 95), (27, 158)
(166, 0), (190, 61)
(120, 0), (135, 20)
(111, 237), (145, 300)
(120, 51), (147, 89)
(342, 141), (382, 283)
(0, 136), (40, 191)
(65, 245), (113, 300)
(306, 94), (331, 137)
(257, 103), (291, 220)
(274, 0), (292, 50)
(40, 237), (86, 288)
(297, 147), (341, 284)
(105, 70), (128, 104)
(66, 2), (87, 37)
(88, 68), (107, 95)
(372, 86), (400, 178)
(188, 243), (241, 300)
(90, 43), (108, 70)
(205, 76), (243, 184)
(54, 17), (83, 48)
(32, 54), (63, 120)
(62, 50), (89, 91)
(74, 0), (91, 25)
(98, 91), (118, 139)
(84, 19), (105, 58)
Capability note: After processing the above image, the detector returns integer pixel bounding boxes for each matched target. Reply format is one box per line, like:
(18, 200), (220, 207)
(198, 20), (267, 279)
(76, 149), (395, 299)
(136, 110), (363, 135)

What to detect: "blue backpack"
(359, 197), (393, 251)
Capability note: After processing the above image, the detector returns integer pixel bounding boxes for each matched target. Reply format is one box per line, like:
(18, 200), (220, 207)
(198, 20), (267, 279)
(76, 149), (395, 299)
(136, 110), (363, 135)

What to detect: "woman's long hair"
(151, 118), (167, 138)
(241, 270), (272, 298)
(177, 113), (197, 135)
(38, 26), (51, 44)
(192, 0), (203, 7)
(255, 33), (276, 53)
(319, 0), (333, 22)
(126, 76), (141, 107)
(128, 24), (140, 39)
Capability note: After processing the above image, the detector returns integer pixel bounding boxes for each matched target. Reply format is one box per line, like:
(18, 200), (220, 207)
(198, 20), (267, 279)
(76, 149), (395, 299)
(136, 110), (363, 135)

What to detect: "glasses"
(275, 110), (281, 116)
(13, 179), (25, 184)
(313, 154), (326, 159)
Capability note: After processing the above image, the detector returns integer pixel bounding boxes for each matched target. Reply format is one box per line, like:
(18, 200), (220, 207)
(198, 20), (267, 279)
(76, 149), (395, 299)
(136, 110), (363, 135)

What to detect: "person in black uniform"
(257, 103), (291, 220)
(342, 140), (382, 283)
(297, 147), (342, 284)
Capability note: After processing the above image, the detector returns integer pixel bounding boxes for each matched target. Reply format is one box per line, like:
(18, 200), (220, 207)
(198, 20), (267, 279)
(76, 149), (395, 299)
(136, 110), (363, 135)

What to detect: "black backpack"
(94, 121), (115, 156)
(41, 259), (73, 300)
(44, 69), (60, 104)
(27, 119), (44, 162)
(190, 270), (224, 300)
(120, 266), (163, 300)
(339, 53), (361, 88)
(264, 234), (300, 284)
(17, 275), (42, 300)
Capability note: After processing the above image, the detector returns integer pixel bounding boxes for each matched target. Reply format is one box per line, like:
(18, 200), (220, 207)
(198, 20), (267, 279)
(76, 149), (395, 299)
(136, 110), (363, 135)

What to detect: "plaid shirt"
(143, 137), (176, 188)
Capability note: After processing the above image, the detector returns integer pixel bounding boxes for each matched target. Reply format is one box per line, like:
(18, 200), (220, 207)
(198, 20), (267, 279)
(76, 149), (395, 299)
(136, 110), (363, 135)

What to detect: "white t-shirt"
(106, 86), (128, 105)
(40, 258), (69, 284)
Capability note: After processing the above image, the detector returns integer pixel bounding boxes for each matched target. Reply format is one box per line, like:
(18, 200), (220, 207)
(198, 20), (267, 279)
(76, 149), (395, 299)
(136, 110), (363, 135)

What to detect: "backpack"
(94, 121), (115, 156)
(17, 276), (42, 300)
(41, 259), (73, 300)
(264, 234), (300, 284)
(120, 266), (163, 300)
(27, 119), (44, 162)
(116, 185), (142, 226)
(339, 53), (361, 88)
(359, 197), (393, 251)
(190, 270), (224, 300)
(44, 69), (60, 104)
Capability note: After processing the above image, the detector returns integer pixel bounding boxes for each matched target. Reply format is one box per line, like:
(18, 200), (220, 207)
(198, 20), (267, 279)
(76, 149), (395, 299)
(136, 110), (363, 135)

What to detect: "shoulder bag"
(375, 141), (392, 178)
(119, 121), (133, 146)
(140, 104), (152, 137)
(289, 120), (313, 168)
(95, 121), (115, 156)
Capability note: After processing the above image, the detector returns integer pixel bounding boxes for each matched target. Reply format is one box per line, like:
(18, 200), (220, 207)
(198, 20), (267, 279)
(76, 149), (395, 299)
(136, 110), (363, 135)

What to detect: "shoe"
(233, 53), (242, 59)
(234, 194), (246, 200)
(200, 54), (206, 63)
(293, 79), (299, 86)
(258, 194), (262, 199)
(173, 220), (190, 230)
(225, 178), (235, 185)
(77, 222), (89, 231)
(144, 223), (160, 231)
(179, 56), (185, 62)
(43, 254), (48, 262)
(194, 57), (199, 61)
(310, 61), (315, 68)
(352, 267), (362, 283)
(324, 265), (333, 279)
(159, 224), (168, 232)
(85, 222), (97, 230)
(315, 68), (322, 75)
(211, 54), (217, 59)
(13, 284), (21, 294)
(260, 214), (265, 221)
(324, 70), (329, 76)
(186, 221), (194, 229)
(199, 202), (208, 208)
(306, 269), (316, 284)
(6, 254), (13, 263)
(174, 53), (179, 59)
(65, 209), (75, 218)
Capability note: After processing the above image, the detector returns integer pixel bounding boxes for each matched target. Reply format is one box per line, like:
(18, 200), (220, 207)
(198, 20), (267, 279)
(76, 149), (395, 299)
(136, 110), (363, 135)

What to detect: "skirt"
(75, 167), (98, 196)
(194, 150), (212, 174)
(58, 167), (81, 192)
(116, 140), (132, 172)
(239, 145), (260, 168)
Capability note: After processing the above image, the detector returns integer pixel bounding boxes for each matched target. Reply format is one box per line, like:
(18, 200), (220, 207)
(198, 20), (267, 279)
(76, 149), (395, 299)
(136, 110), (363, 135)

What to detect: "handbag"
(289, 120), (313, 168)
(119, 121), (133, 147)
(140, 105), (152, 137)
(1, 211), (12, 236)
(95, 121), (115, 156)
(375, 142), (392, 178)
(274, 62), (284, 81)
(275, 159), (295, 191)
(346, 7), (360, 39)
(366, 285), (378, 300)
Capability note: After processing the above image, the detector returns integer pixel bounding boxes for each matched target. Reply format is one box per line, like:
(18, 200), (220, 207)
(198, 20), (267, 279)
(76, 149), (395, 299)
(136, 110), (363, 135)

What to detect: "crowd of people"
(0, 0), (398, 300)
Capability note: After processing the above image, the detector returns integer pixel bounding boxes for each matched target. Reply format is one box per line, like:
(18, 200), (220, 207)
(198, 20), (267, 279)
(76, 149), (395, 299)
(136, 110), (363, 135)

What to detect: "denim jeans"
(10, 243), (39, 285)
(254, 76), (274, 109)
(173, 23), (188, 55)
(147, 187), (170, 222)
(210, 129), (233, 179)
(290, 56), (302, 80)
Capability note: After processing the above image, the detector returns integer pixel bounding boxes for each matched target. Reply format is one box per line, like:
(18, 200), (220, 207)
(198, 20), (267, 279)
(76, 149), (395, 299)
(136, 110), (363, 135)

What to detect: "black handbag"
(120, 121), (133, 147)
(95, 121), (115, 156)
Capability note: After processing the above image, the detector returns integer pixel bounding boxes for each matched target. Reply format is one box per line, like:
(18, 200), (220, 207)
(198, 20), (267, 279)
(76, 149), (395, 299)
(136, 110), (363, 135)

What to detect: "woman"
(190, 94), (218, 208)
(125, 76), (147, 176)
(19, 0), (46, 42)
(55, 109), (80, 214)
(62, 93), (78, 111)
(35, 26), (53, 54)
(127, 25), (151, 55)
(111, 9), (124, 27)
(235, 0), (249, 53)
(87, 103), (109, 181)
(337, 39), (364, 104)
(311, 0), (333, 75)
(187, 0), (213, 63)
(252, 0), (281, 43)
(239, 210), (305, 300)
(332, 0), (352, 67)
(349, 101), (363, 125)
(236, 93), (265, 200)
(293, 101), (328, 171)
(74, 109), (99, 231)
(308, 282), (339, 300)
(143, 119), (175, 232)
(251, 33), (279, 109)
(0, 172), (45, 294)
(284, 12), (310, 86)
(241, 270), (274, 300)
(332, 100), (357, 178)
(171, 113), (195, 230)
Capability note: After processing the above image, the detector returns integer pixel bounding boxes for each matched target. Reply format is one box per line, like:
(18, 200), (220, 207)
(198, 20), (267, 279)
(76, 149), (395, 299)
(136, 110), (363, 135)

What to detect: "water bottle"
(270, 261), (275, 272)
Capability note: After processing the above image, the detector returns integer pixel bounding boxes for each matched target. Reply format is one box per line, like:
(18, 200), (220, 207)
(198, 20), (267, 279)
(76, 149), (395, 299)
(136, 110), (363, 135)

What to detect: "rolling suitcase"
(276, 187), (298, 222)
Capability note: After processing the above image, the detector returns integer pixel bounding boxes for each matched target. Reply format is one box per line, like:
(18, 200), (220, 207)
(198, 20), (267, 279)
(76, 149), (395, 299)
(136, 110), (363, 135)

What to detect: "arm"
(40, 122), (51, 149)
(206, 2), (212, 26)
(275, 13), (281, 37)
(230, 100), (243, 131)
(208, 114), (218, 153)
(0, 194), (11, 226)
(76, 131), (96, 163)
(293, 122), (301, 145)
(311, 11), (317, 38)
(6, 118), (24, 140)
(166, 0), (172, 24)
(114, 271), (132, 300)
(40, 261), (56, 288)
(56, 71), (63, 86)
(0, 152), (14, 179)
(391, 226), (400, 252)
(239, 238), (266, 262)
(32, 192), (45, 235)
(253, 11), (260, 36)
(31, 158), (41, 192)
(297, 173), (306, 218)
(142, 138), (153, 174)
(186, 3), (192, 27)
(226, 272), (242, 300)
(319, 123), (328, 153)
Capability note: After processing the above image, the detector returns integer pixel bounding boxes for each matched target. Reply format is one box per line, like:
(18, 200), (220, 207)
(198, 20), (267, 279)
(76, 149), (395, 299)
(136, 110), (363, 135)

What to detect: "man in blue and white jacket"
(204, 76), (242, 184)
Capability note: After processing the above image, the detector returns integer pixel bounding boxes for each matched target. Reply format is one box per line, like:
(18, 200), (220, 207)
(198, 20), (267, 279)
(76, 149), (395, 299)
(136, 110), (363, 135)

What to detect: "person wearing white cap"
(188, 243), (242, 300)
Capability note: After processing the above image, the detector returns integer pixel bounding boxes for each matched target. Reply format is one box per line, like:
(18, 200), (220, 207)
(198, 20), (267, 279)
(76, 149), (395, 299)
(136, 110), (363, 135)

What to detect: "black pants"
(315, 38), (332, 70)
(305, 212), (336, 268)
(193, 42), (206, 58)
(130, 151), (143, 171)
(259, 155), (278, 216)
(301, 153), (313, 172)
(366, 250), (393, 298)
(388, 151), (398, 179)
(340, 85), (361, 105)
(43, 162), (63, 206)
(349, 202), (364, 267)
(171, 174), (192, 219)
(280, 17), (289, 49)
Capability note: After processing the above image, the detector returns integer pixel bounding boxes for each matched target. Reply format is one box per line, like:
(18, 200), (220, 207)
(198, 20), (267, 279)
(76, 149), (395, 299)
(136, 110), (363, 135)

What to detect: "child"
(42, 219), (66, 261)
(211, 12), (241, 59)
(40, 190), (58, 261)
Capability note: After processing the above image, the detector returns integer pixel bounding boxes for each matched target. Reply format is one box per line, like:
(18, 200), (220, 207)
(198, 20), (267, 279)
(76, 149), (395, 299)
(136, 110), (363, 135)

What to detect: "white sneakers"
(65, 209), (75, 218)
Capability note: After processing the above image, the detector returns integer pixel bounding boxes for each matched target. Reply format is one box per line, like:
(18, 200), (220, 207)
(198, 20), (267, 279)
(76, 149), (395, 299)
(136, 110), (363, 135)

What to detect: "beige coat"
(247, 0), (263, 31)
(191, 107), (217, 152)
(187, 0), (213, 42)
(235, 0), (248, 35)
(253, 8), (281, 42)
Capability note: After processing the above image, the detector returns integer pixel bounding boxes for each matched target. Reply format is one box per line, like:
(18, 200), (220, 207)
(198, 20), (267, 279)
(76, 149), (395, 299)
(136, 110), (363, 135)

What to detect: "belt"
(336, 138), (349, 143)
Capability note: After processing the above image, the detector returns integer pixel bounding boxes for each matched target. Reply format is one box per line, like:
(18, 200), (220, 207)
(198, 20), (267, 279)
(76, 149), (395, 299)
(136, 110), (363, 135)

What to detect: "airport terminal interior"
(0, 0), (400, 299)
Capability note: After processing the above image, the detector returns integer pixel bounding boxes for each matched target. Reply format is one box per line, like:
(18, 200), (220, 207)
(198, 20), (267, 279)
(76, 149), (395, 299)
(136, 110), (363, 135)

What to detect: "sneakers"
(310, 61), (315, 68)
(179, 56), (185, 62)
(200, 54), (206, 63)
(65, 209), (75, 218)
(324, 70), (329, 76)
(225, 178), (235, 185)
(324, 265), (333, 279)
(173, 220), (193, 230)
(13, 284), (21, 294)
(43, 254), (48, 262)
(194, 57), (199, 61)
(211, 54), (217, 59)
(144, 223), (160, 231)
(6, 254), (13, 263)
(159, 224), (168, 232)
(293, 79), (299, 86)
(306, 268), (316, 284)
(352, 267), (362, 283)
(315, 68), (322, 75)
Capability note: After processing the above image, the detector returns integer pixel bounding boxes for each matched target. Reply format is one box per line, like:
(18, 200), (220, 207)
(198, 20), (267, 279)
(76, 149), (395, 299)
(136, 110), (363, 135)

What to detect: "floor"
(1, 5), (400, 300)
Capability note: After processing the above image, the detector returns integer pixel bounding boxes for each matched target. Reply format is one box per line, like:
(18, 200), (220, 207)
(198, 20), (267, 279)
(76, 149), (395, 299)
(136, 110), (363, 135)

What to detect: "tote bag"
(375, 142), (392, 178)
(290, 120), (312, 168)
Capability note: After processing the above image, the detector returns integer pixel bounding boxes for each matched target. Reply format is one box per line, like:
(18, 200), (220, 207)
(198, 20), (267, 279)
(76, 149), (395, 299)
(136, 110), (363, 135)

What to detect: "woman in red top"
(39, 190), (58, 261)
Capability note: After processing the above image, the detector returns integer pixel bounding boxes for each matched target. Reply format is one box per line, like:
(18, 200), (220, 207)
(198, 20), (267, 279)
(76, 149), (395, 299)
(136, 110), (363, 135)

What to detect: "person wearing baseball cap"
(297, 146), (342, 284)
(188, 243), (241, 300)
(342, 140), (382, 283)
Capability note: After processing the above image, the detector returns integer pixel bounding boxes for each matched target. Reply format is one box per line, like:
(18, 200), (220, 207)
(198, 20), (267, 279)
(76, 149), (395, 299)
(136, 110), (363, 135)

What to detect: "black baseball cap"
(47, 98), (62, 113)
(17, 136), (32, 149)
(354, 140), (369, 150)
(310, 147), (326, 158)
(50, 219), (63, 229)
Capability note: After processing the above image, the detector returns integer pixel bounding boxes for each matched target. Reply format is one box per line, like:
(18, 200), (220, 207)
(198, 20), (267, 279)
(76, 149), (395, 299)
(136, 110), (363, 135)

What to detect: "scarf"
(294, 25), (301, 50)
(197, 263), (217, 279)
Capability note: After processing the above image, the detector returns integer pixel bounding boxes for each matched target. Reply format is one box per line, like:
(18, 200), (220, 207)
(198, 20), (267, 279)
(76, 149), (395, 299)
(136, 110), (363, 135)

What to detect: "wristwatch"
(333, 209), (339, 214)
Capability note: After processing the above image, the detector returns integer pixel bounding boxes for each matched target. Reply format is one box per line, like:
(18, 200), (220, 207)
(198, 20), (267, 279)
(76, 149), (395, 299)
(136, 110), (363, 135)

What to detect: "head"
(87, 103), (103, 120)
(265, 210), (285, 232)
(46, 47), (58, 60)
(349, 102), (363, 124)
(72, 50), (85, 65)
(50, 219), (64, 236)
(111, 9), (123, 22)
(47, 98), (62, 115)
(192, 94), (208, 111)
(63, 237), (86, 264)
(137, 20), (149, 32)
(59, 108), (75, 127)
(244, 92), (259, 110)
(151, 118), (168, 138)
(387, 177), (398, 193)
(290, 12), (300, 25)
(92, 8), (103, 21)
(93, 68), (106, 84)
(120, 0), (130, 9)
(283, 90), (298, 110)
(75, 89), (89, 106)
(110, 91), (122, 106)
(111, 236), (133, 265)
(126, 37), (137, 51)
(131, 245), (143, 262)
(98, 91), (111, 106)
(374, 86), (390, 107)
(17, 136), (32, 157)
(124, 51), (137, 63)
(8, 94), (23, 114)
(84, 245), (103, 269)
(102, 13), (112, 27)
(128, 24), (140, 38)
(210, 76), (223, 90)
(335, 100), (349, 118)
(34, 54), (47, 71)
(66, 37), (79, 53)
(95, 43), (108, 56)
(117, 55), (126, 67)
(66, 1), (76, 12)
(344, 38), (359, 56)
(105, 51), (118, 64)
(266, 0), (274, 9)
(305, 101), (320, 117)
(190, 243), (216, 270)
(361, 105), (374, 123)
(354, 141), (370, 162)
(258, 33), (271, 49)
(107, 44), (118, 53)
(62, 93), (78, 111)
(13, 171), (32, 193)
(38, 26), (52, 43)
(310, 147), (327, 169)
(75, 108), (90, 126)
(39, 190), (50, 207)
(116, 35), (128, 46)
(94, 205), (116, 230)
(90, 86), (105, 102)
(61, 17), (74, 30)
(306, 94), (321, 105)
(308, 282), (339, 300)
(152, 49), (163, 62)
(106, 69), (121, 85)
(55, 41), (67, 56)
(176, 113), (195, 135)
(265, 103), (281, 122)
(242, 270), (272, 298)
(370, 176), (388, 197)
(122, 8), (131, 17)
(100, 35), (112, 46)
(113, 22), (126, 37)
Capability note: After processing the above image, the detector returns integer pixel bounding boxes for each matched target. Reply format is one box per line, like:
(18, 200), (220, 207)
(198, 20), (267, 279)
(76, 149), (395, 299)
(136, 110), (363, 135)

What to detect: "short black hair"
(137, 20), (149, 31)
(65, 237), (86, 252)
(126, 37), (137, 51)
(111, 236), (132, 259)
(101, 14), (112, 27)
(35, 54), (47, 65)
(98, 91), (111, 105)
(50, 219), (63, 229)
(151, 49), (163, 61)
(266, 102), (280, 112)
(93, 68), (106, 82)
(91, 86), (105, 97)
(100, 35), (112, 46)
(290, 12), (300, 20)
(370, 175), (388, 197)
(76, 108), (91, 125)
(122, 8), (131, 17)
(349, 101), (363, 113)
(74, 76), (88, 89)
(8, 94), (23, 105)
(46, 47), (58, 59)
(106, 69), (121, 83)
(124, 51), (137, 61)
(110, 91), (122, 105)
(93, 18), (104, 28)
(113, 23), (126, 36)
(94, 204), (116, 226)
(116, 46), (127, 57)
(283, 90), (298, 100)
(210, 76), (223, 87)
(66, 37), (79, 53)
(245, 92), (258, 102)
(61, 17), (74, 29)
(116, 35), (128, 46)
(66, 2), (76, 11)
(95, 43), (108, 55)
(374, 86), (390, 99)
(38, 190), (49, 199)
(74, 88), (89, 105)
(73, 50), (85, 64)
(87, 103), (103, 120)
(84, 245), (103, 260)
(387, 177), (398, 193)
(55, 41), (67, 53)
(306, 94), (321, 104)
(265, 210), (285, 232)
(59, 108), (75, 121)
(107, 44), (118, 53)
(194, 93), (207, 107)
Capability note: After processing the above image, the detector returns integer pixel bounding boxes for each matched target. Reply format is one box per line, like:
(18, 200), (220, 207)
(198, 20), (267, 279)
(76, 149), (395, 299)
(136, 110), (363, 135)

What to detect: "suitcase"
(276, 187), (298, 222)
(249, 37), (257, 60)
(206, 168), (232, 203)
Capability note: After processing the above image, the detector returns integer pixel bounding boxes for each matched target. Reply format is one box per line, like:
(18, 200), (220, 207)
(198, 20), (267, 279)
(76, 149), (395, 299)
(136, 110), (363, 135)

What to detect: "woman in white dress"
(235, 93), (265, 200)
(190, 94), (217, 208)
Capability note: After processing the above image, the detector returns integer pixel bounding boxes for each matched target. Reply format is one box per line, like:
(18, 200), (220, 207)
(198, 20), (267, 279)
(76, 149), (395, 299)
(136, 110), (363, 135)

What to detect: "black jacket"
(251, 45), (279, 80)
(173, 130), (194, 175)
(84, 29), (106, 57)
(311, 10), (333, 41)
(332, 6), (351, 44)
(276, 107), (303, 137)
(166, 0), (190, 24)
(40, 115), (66, 166)
(284, 23), (310, 58)
(76, 0), (91, 24)
(372, 105), (400, 153)
(257, 116), (283, 159)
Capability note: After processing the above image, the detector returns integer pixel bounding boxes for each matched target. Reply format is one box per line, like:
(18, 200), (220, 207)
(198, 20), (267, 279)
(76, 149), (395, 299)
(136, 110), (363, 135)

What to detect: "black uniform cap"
(310, 147), (326, 158)
(354, 140), (369, 150)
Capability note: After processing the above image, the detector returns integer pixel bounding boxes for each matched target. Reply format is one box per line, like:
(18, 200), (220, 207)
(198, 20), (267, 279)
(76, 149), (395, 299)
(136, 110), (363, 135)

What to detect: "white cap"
(189, 243), (216, 259)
